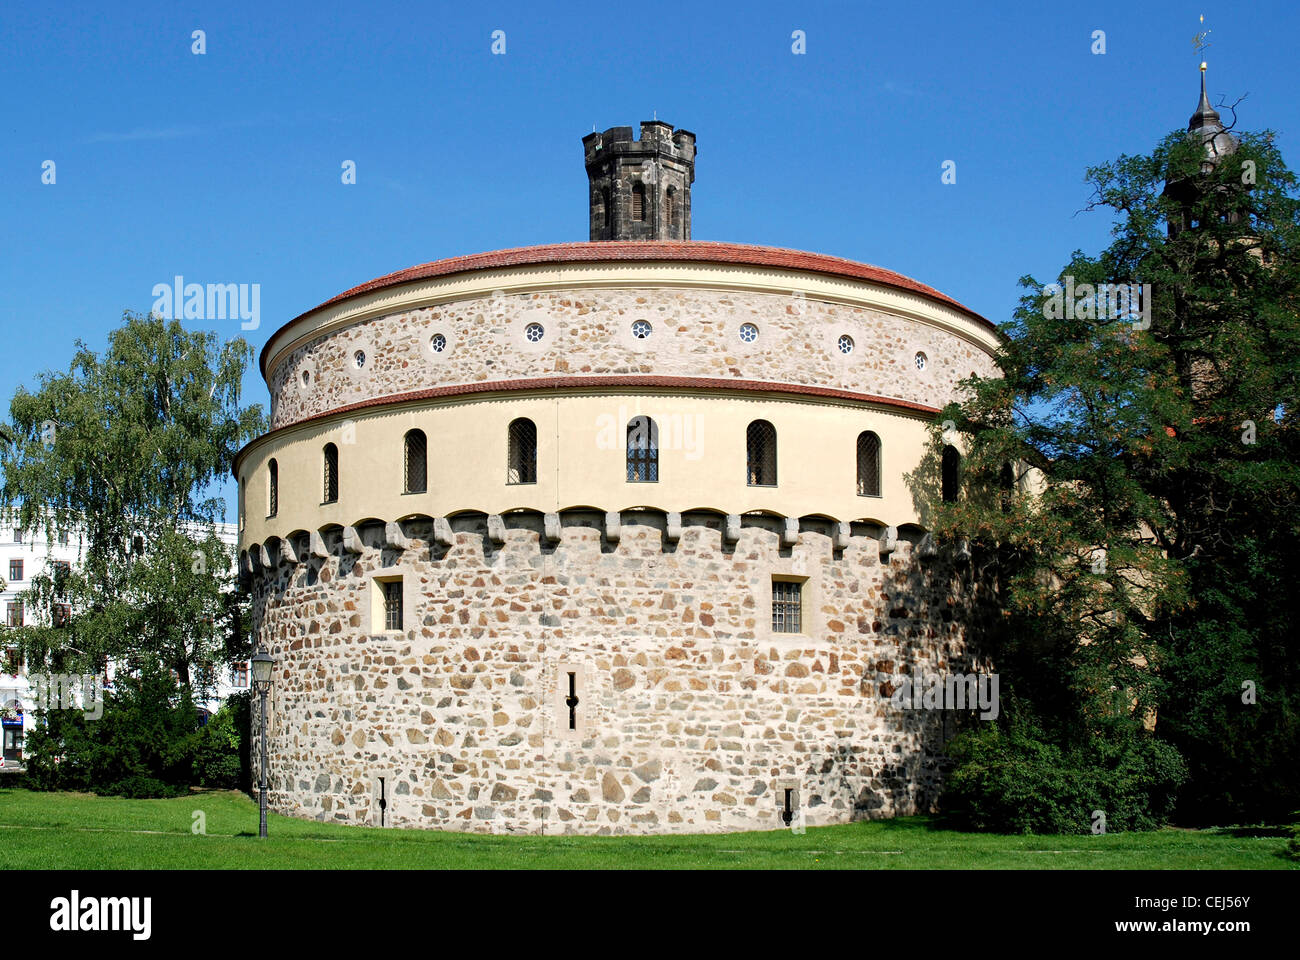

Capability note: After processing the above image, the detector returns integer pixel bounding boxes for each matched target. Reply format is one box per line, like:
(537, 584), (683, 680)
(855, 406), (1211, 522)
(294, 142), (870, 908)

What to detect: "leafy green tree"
(932, 118), (1299, 828)
(0, 312), (264, 692)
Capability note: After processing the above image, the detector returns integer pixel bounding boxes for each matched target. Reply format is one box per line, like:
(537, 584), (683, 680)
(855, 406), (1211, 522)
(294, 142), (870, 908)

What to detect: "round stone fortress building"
(235, 122), (1001, 833)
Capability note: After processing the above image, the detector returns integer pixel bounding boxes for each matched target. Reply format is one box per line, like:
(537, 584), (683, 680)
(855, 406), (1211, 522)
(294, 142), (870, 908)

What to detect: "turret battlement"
(584, 120), (696, 241)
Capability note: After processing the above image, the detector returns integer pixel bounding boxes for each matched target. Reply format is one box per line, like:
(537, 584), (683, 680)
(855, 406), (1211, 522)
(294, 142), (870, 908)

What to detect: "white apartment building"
(1, 516), (243, 767)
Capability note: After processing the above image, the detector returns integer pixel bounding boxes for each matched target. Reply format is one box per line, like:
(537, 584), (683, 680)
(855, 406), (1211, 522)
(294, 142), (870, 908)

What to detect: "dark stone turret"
(583, 122), (696, 241)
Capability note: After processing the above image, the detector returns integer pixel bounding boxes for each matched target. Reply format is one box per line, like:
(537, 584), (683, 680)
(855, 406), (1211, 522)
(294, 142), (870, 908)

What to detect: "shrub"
(192, 696), (246, 789)
(21, 664), (243, 797)
(942, 707), (1186, 834)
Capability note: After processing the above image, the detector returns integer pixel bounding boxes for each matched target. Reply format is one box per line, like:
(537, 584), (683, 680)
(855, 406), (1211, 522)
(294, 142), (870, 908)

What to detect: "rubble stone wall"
(268, 286), (997, 430)
(251, 514), (989, 835)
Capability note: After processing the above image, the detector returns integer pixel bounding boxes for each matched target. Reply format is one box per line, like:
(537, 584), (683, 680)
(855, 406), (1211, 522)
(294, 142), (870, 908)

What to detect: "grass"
(0, 787), (1293, 869)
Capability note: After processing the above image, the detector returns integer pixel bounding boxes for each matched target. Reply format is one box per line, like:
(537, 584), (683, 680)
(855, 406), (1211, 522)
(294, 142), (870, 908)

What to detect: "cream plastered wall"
(260, 264), (1000, 432)
(236, 389), (944, 550)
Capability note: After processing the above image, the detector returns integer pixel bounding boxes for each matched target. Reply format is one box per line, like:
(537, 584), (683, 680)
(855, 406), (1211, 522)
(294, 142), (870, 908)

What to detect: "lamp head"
(251, 650), (275, 688)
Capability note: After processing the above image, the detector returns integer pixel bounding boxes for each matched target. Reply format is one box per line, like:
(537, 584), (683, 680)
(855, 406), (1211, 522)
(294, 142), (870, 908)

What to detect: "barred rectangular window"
(384, 580), (403, 631)
(626, 416), (658, 482)
(772, 580), (802, 634)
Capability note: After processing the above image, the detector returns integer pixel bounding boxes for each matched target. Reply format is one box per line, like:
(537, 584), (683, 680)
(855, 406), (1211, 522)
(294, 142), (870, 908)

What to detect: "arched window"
(626, 416), (659, 482)
(746, 420), (777, 487)
(632, 183), (646, 222)
(856, 431), (881, 497)
(404, 430), (427, 494)
(601, 187), (611, 228)
(942, 446), (961, 503)
(999, 462), (1015, 513)
(323, 443), (339, 504)
(267, 459), (279, 517)
(507, 418), (537, 484)
(665, 187), (677, 228)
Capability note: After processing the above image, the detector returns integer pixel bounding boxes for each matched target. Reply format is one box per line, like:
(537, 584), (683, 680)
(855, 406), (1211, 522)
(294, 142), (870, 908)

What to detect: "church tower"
(1164, 64), (1240, 237)
(583, 121), (696, 241)
(1162, 58), (1257, 403)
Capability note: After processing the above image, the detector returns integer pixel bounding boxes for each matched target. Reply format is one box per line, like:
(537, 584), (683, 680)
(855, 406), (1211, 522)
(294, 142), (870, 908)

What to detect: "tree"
(0, 312), (264, 692)
(23, 663), (203, 797)
(193, 691), (251, 790)
(931, 114), (1300, 828)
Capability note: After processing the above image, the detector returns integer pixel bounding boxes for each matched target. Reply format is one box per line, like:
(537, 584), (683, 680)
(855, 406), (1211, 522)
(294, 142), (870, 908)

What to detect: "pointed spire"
(1189, 64), (1222, 132)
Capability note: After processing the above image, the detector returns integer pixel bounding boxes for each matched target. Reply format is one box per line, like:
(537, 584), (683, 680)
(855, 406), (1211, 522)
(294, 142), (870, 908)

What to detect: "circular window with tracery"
(838, 334), (855, 355)
(632, 319), (653, 340)
(353, 350), (366, 370)
(739, 323), (759, 343)
(914, 351), (928, 371)
(430, 333), (447, 353)
(525, 322), (545, 343)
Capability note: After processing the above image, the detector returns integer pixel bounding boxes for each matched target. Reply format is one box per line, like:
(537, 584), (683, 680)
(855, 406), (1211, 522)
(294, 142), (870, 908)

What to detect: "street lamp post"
(250, 649), (275, 839)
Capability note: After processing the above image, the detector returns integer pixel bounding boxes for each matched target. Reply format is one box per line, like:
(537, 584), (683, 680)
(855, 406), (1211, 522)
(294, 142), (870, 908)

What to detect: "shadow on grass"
(1215, 825), (1290, 838)
(861, 813), (983, 835)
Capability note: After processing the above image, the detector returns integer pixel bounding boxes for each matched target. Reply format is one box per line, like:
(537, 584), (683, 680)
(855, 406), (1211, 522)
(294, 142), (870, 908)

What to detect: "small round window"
(837, 334), (854, 355)
(353, 350), (366, 370)
(914, 351), (928, 371)
(431, 333), (447, 353)
(525, 322), (545, 343)
(632, 319), (652, 340)
(301, 369), (311, 387)
(739, 323), (759, 343)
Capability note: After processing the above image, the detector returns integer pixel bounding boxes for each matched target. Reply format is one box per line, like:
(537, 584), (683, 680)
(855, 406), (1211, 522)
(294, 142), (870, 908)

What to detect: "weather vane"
(1193, 13), (1212, 71)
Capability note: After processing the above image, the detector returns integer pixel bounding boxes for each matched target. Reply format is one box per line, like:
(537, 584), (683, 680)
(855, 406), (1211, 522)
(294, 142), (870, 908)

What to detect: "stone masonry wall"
(270, 287), (998, 430)
(251, 514), (991, 835)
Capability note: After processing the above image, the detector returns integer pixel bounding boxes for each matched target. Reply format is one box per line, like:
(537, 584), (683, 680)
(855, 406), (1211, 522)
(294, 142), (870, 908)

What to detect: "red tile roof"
(260, 241), (995, 377)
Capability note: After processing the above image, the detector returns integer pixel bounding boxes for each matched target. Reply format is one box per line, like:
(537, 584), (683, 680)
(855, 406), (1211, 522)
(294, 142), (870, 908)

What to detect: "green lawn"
(0, 788), (1292, 869)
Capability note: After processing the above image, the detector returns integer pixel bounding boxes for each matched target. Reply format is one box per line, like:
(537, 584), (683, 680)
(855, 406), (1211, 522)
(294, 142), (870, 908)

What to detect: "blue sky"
(2, 0), (1297, 521)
